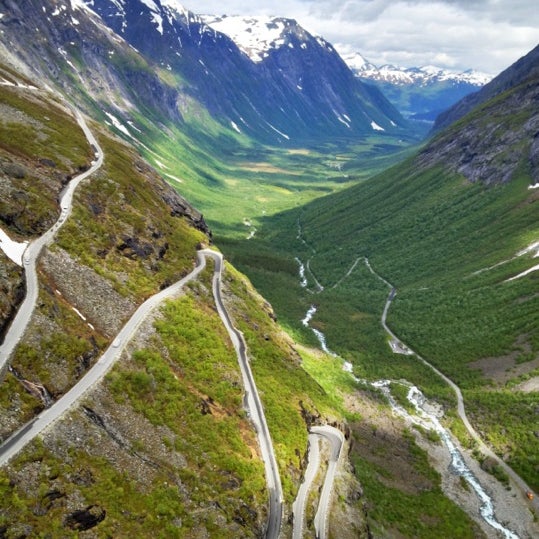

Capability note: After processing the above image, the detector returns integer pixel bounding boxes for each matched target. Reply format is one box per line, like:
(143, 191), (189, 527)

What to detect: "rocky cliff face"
(433, 42), (539, 132)
(0, 0), (408, 146)
(419, 56), (539, 186)
(0, 0), (185, 123)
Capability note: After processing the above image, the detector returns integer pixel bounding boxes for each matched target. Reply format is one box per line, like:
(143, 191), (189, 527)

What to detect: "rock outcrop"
(418, 59), (539, 185)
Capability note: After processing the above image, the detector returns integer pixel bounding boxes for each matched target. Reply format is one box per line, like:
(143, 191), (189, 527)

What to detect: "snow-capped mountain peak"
(160, 0), (202, 25)
(201, 15), (316, 62)
(70, 0), (93, 12)
(340, 50), (492, 87)
(338, 51), (377, 73)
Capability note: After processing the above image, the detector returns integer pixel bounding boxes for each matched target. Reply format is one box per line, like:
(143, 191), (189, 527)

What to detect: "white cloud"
(187, 0), (539, 75)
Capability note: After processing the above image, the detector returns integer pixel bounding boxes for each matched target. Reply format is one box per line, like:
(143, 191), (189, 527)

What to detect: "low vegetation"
(221, 144), (538, 500)
(0, 81), (93, 236)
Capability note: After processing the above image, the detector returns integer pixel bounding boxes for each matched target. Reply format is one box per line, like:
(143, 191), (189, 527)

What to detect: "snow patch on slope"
(202, 15), (288, 62)
(104, 111), (133, 138)
(160, 0), (191, 19)
(70, 0), (93, 12)
(137, 0), (163, 34)
(0, 226), (28, 266)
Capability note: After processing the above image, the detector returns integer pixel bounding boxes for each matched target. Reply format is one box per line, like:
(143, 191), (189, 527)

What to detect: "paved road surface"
(0, 252), (207, 467)
(292, 432), (320, 539)
(205, 250), (283, 539)
(312, 426), (344, 539)
(0, 108), (104, 377)
(0, 250), (286, 535)
(292, 426), (343, 539)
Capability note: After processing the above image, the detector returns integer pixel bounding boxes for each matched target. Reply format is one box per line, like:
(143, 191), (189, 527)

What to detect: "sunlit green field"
(114, 107), (419, 237)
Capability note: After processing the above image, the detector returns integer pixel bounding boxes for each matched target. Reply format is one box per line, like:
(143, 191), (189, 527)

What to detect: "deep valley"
(0, 1), (537, 538)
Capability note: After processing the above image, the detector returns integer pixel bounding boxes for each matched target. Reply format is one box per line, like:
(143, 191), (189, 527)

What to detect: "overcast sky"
(186, 0), (538, 75)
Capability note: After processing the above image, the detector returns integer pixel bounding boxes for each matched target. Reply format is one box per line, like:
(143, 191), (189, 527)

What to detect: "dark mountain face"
(86, 0), (263, 125)
(0, 0), (408, 145)
(241, 18), (406, 137)
(420, 48), (539, 186)
(432, 42), (539, 132)
(87, 0), (407, 141)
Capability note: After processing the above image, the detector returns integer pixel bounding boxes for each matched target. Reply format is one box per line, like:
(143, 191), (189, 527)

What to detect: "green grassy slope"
(222, 111), (538, 494)
(0, 82), (344, 536)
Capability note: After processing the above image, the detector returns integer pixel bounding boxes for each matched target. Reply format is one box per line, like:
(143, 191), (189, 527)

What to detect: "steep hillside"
(0, 63), (94, 346)
(420, 74), (539, 185)
(433, 42), (539, 131)
(223, 43), (539, 535)
(0, 70), (345, 537)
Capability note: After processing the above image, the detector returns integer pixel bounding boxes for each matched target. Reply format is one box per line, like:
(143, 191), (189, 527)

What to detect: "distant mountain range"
(0, 0), (409, 145)
(339, 50), (492, 122)
(341, 51), (491, 86)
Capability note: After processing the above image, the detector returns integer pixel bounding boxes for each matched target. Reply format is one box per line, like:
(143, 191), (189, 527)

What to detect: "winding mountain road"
(0, 107), (284, 535)
(292, 426), (344, 539)
(0, 249), (284, 536)
(0, 108), (103, 377)
(206, 250), (283, 539)
(368, 258), (538, 512)
(292, 432), (320, 539)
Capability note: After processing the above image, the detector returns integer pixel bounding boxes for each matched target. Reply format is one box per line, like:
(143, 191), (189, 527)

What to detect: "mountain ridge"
(338, 49), (491, 122)
(433, 41), (539, 131)
(422, 42), (539, 185)
(341, 50), (491, 87)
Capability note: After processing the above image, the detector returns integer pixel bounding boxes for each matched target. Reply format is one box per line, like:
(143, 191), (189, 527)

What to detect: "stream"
(297, 255), (520, 538)
(295, 257), (308, 288)
(374, 380), (519, 539)
(301, 305), (336, 357)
